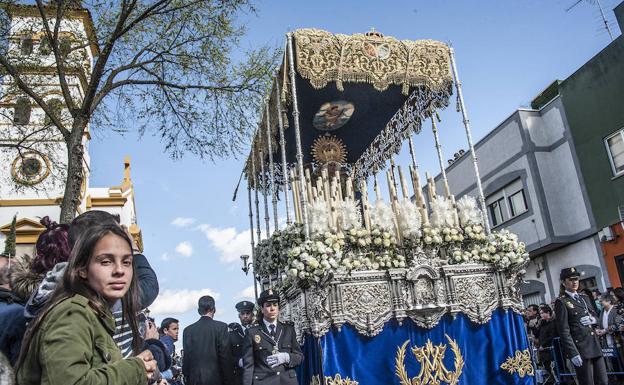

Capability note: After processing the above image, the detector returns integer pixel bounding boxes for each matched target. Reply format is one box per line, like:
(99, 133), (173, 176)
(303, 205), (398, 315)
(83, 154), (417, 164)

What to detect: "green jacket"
(17, 294), (145, 385)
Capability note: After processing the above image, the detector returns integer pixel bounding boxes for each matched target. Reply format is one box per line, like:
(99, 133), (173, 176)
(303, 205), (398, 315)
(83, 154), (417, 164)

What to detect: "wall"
(602, 223), (624, 287)
(559, 26), (624, 229)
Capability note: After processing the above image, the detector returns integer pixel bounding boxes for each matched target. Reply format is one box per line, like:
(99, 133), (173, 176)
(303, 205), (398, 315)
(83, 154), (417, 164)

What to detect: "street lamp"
(240, 254), (252, 275)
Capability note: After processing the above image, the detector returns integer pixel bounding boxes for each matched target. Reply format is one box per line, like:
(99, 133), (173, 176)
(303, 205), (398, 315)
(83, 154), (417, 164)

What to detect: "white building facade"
(0, 5), (142, 256)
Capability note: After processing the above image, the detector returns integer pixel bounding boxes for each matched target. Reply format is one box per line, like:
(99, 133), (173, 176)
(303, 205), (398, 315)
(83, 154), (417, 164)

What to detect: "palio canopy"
(247, 28), (453, 185)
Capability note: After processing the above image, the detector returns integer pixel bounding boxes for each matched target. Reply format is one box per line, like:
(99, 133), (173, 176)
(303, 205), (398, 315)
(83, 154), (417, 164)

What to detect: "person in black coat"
(242, 289), (303, 385)
(230, 301), (256, 385)
(537, 304), (558, 385)
(554, 267), (607, 385)
(182, 295), (235, 385)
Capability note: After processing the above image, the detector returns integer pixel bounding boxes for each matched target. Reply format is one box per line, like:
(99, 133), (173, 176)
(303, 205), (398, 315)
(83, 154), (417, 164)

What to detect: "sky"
(87, 0), (623, 347)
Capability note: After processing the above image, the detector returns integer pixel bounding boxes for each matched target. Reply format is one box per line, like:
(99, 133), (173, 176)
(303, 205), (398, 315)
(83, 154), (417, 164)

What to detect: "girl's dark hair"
(31, 216), (70, 275)
(17, 224), (141, 370)
(539, 304), (553, 316)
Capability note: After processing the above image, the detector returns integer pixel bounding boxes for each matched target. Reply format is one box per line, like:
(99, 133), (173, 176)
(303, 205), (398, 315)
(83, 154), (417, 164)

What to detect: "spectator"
(160, 317), (182, 384)
(597, 294), (620, 348)
(0, 257), (25, 365)
(581, 288), (600, 315)
(16, 224), (156, 384)
(0, 217), (70, 365)
(10, 217), (70, 305)
(525, 304), (540, 343)
(593, 289), (603, 313)
(24, 210), (159, 358)
(537, 304), (557, 385)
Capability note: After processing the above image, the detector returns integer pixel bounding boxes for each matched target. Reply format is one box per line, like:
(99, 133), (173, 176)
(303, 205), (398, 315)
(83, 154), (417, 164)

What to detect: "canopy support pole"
(431, 115), (451, 199)
(266, 102), (279, 231)
(287, 32), (310, 239)
(449, 47), (490, 233)
(247, 177), (259, 301)
(407, 136), (419, 172)
(259, 150), (271, 237)
(275, 75), (292, 225)
(251, 148), (262, 243)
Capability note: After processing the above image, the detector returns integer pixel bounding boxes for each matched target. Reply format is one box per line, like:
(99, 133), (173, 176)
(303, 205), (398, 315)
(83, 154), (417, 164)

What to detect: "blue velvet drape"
(298, 308), (535, 385)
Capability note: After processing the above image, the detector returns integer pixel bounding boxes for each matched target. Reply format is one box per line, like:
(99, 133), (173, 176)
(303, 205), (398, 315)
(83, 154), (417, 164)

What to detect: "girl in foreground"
(16, 224), (156, 385)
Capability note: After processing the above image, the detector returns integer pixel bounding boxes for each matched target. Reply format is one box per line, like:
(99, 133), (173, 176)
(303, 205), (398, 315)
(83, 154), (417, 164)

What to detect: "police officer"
(242, 289), (303, 385)
(230, 301), (256, 385)
(554, 267), (608, 385)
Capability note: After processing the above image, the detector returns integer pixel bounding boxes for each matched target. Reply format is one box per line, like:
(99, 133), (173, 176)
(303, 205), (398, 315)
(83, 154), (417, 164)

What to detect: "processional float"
(241, 29), (534, 385)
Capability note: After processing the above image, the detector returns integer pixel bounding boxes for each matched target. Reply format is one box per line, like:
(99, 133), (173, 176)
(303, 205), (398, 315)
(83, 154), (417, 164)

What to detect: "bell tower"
(0, 3), (96, 235)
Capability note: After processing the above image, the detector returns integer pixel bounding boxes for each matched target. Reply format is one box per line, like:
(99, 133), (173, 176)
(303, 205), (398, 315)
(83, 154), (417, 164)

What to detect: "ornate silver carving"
(281, 263), (525, 341)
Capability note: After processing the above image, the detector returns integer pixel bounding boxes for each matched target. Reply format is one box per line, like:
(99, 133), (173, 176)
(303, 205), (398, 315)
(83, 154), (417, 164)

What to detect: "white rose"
(383, 239), (391, 247)
(374, 238), (382, 246)
(372, 262), (380, 270)
(358, 239), (367, 247)
(424, 236), (433, 244)
(288, 268), (298, 277)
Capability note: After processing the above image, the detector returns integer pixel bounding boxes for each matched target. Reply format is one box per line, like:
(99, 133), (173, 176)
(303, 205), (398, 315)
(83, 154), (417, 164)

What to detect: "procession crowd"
(0, 211), (301, 385)
(525, 275), (624, 385)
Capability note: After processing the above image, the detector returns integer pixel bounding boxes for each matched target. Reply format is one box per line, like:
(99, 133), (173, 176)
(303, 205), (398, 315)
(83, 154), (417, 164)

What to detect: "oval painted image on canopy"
(312, 100), (355, 131)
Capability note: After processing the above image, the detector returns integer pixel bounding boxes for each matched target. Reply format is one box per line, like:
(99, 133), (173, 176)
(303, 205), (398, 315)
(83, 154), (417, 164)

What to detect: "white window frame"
(488, 197), (505, 227)
(508, 189), (528, 217)
(605, 128), (624, 177)
(486, 178), (529, 228)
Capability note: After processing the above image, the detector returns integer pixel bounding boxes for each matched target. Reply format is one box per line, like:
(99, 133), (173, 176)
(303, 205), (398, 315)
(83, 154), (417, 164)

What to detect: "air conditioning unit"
(599, 226), (615, 242)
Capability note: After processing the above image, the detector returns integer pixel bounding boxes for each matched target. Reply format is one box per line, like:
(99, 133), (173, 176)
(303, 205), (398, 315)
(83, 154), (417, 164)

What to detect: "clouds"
(175, 241), (193, 257)
(149, 288), (220, 316)
(171, 217), (196, 228)
(236, 285), (256, 300)
(198, 224), (252, 263)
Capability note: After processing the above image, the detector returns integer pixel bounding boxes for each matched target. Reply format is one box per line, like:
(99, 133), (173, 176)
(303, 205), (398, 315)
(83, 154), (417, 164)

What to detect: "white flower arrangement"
(337, 199), (363, 230)
(257, 194), (528, 287)
(456, 195), (483, 226)
(371, 200), (395, 231)
(397, 199), (422, 239)
(308, 199), (331, 234)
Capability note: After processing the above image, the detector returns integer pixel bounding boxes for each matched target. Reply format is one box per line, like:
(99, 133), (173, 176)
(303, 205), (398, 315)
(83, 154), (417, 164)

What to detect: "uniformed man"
(230, 301), (256, 385)
(554, 267), (608, 385)
(242, 289), (303, 385)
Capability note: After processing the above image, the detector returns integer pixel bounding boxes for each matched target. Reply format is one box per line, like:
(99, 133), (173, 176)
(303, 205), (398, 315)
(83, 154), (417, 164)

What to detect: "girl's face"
(80, 233), (133, 306)
(540, 310), (550, 321)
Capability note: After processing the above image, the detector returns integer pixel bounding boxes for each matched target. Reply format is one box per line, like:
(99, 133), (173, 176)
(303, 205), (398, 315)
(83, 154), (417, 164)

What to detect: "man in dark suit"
(242, 289), (303, 385)
(182, 295), (235, 385)
(230, 301), (256, 385)
(554, 267), (607, 385)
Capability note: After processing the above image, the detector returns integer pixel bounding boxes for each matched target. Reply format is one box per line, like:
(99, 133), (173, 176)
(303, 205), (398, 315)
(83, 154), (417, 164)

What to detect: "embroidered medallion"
(566, 301), (574, 309)
(254, 334), (261, 344)
(395, 335), (464, 385)
(313, 100), (355, 131)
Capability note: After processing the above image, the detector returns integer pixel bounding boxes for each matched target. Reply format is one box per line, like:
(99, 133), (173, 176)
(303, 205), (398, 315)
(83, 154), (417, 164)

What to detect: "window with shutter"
(13, 97), (31, 125)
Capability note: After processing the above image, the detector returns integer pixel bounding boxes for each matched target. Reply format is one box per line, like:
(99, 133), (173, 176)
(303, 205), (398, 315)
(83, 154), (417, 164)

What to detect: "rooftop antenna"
(566, 0), (615, 41)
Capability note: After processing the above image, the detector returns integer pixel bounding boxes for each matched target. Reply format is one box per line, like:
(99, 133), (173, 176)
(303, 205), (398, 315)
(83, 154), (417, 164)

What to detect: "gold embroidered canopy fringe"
(245, 28), (454, 185)
(293, 28), (452, 95)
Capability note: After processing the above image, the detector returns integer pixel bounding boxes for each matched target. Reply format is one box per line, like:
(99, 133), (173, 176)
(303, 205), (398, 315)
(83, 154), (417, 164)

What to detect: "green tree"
(0, 0), (277, 223)
(2, 214), (16, 257)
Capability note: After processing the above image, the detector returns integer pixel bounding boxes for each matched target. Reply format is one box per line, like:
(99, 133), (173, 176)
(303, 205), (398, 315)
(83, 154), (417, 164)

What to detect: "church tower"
(0, 4), (142, 256)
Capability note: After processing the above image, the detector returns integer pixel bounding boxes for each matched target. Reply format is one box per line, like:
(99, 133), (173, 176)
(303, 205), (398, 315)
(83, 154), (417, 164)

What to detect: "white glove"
(238, 358), (243, 368)
(266, 352), (290, 368)
(571, 355), (583, 367)
(580, 316), (596, 326)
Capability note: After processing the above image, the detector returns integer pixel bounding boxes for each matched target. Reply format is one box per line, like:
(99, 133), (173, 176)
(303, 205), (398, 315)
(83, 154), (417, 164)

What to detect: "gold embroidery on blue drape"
(395, 334), (464, 385)
(500, 349), (535, 378)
